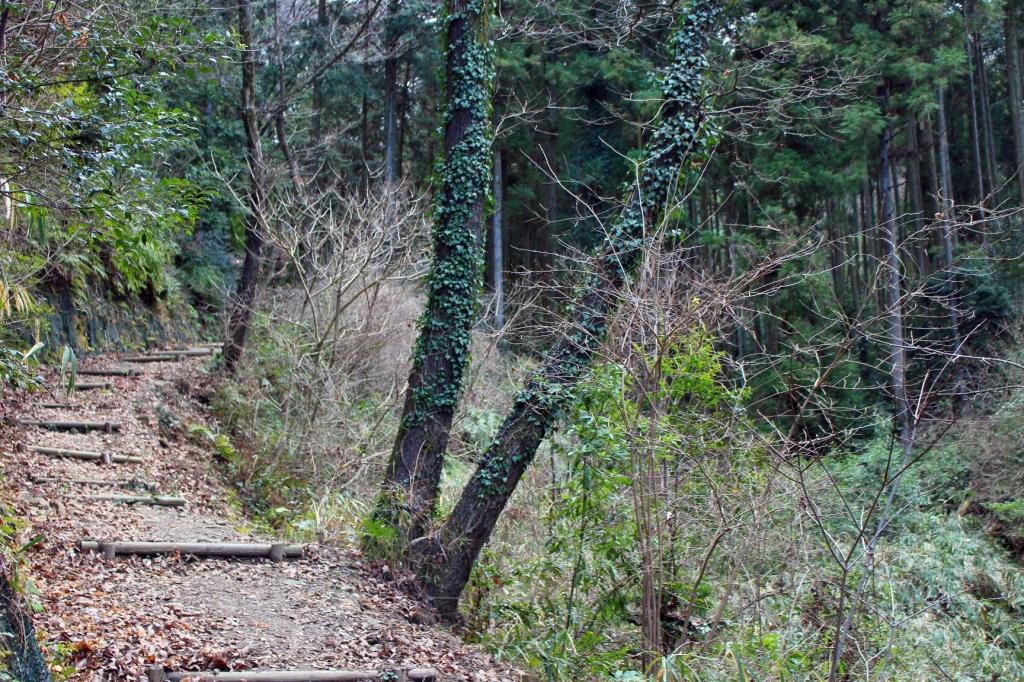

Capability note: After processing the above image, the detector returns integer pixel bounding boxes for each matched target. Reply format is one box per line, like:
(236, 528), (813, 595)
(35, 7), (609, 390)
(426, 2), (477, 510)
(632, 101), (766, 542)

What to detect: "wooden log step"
(34, 402), (74, 409)
(31, 446), (143, 465)
(78, 541), (305, 560)
(152, 348), (215, 357)
(18, 419), (121, 432)
(73, 381), (113, 391)
(77, 367), (139, 377)
(30, 475), (153, 489)
(124, 354), (183, 363)
(147, 668), (437, 682)
(86, 494), (185, 507)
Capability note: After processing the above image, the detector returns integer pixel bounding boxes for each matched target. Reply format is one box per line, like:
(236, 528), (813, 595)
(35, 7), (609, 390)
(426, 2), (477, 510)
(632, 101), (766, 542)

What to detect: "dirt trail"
(1, 353), (518, 681)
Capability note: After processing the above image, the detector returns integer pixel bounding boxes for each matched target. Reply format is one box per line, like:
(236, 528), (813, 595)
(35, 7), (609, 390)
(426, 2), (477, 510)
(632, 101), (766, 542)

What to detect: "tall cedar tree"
(374, 0), (493, 547)
(223, 0), (267, 373)
(411, 0), (721, 619)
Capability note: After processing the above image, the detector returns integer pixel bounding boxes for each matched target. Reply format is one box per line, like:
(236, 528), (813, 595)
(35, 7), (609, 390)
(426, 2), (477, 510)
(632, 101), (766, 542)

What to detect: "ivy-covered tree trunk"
(0, 561), (51, 682)
(223, 0), (267, 374)
(410, 0), (720, 619)
(373, 0), (492, 549)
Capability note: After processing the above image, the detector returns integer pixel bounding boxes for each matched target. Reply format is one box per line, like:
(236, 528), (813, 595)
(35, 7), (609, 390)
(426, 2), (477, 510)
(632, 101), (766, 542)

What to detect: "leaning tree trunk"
(372, 0), (493, 550)
(0, 560), (51, 681)
(410, 0), (721, 619)
(223, 0), (267, 374)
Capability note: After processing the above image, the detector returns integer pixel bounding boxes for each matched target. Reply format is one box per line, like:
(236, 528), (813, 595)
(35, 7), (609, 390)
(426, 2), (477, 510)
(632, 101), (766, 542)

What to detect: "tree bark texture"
(374, 0), (493, 549)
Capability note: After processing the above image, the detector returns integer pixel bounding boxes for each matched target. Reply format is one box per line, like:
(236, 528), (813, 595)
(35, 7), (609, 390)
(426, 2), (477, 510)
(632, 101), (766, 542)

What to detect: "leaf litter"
(1, 355), (522, 681)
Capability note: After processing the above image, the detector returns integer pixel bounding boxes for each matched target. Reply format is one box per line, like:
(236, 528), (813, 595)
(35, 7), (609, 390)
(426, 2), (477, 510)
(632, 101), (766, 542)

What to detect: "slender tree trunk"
(936, 87), (956, 222)
(965, 32), (987, 204)
(360, 70), (370, 191)
(827, 200), (845, 300)
(224, 0), (267, 374)
(975, 30), (999, 198)
(397, 58), (411, 179)
(933, 85), (964, 406)
(275, 112), (303, 194)
(922, 114), (940, 219)
(907, 113), (927, 276)
(848, 194), (862, 315)
(492, 147), (504, 328)
(382, 0), (400, 184)
(1006, 0), (1024, 201)
(373, 0), (493, 550)
(879, 118), (910, 444)
(410, 0), (720, 619)
(832, 108), (912, 680)
(312, 0), (327, 146)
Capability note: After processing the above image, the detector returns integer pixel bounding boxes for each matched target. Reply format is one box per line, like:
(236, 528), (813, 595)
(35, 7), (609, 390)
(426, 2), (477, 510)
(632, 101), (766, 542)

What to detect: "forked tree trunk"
(410, 0), (721, 619)
(224, 0), (267, 374)
(373, 0), (493, 549)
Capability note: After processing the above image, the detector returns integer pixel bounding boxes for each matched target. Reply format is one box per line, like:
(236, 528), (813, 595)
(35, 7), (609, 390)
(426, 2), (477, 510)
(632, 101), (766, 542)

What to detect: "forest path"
(2, 351), (513, 681)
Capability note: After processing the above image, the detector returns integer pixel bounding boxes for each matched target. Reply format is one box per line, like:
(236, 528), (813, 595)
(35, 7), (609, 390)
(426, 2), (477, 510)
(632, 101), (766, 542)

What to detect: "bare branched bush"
(214, 180), (430, 531)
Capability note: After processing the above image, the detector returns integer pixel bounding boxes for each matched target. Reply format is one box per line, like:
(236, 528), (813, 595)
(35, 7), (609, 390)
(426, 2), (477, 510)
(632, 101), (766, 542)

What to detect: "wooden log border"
(86, 494), (185, 507)
(31, 446), (143, 465)
(18, 419), (121, 433)
(72, 381), (114, 391)
(78, 367), (139, 377)
(124, 354), (184, 363)
(78, 541), (304, 560)
(30, 475), (153, 489)
(161, 348), (216, 357)
(147, 668), (437, 682)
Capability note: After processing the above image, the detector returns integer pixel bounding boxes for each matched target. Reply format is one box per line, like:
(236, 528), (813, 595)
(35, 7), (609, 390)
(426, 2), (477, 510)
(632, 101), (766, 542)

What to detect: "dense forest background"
(5, 0), (1024, 679)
